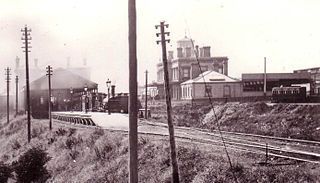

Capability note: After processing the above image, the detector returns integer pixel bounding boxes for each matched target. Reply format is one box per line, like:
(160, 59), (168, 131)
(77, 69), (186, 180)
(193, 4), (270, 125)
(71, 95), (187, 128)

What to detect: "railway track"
(53, 118), (320, 164)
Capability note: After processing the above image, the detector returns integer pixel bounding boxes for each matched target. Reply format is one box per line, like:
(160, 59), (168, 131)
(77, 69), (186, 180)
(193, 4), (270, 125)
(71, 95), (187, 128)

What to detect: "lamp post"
(84, 84), (88, 113)
(70, 87), (73, 112)
(106, 79), (111, 100)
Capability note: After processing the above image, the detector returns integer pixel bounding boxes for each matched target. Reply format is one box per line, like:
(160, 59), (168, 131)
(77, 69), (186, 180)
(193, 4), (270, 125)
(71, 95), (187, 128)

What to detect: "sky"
(1, 0), (320, 94)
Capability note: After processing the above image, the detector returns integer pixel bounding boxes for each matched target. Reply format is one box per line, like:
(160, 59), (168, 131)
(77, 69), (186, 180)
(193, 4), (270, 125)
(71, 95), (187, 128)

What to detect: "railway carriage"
(271, 86), (307, 103)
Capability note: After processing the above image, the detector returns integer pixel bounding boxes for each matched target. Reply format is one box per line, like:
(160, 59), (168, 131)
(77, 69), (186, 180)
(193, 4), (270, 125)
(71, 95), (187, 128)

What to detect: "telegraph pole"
(128, 0), (138, 182)
(156, 21), (180, 183)
(21, 25), (32, 143)
(46, 65), (53, 130)
(16, 76), (18, 117)
(264, 57), (267, 97)
(5, 67), (11, 123)
(145, 70), (148, 119)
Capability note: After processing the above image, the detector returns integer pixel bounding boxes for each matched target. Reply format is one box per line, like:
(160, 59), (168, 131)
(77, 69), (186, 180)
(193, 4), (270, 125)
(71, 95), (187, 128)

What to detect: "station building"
(27, 68), (98, 118)
(181, 70), (242, 102)
(154, 36), (229, 100)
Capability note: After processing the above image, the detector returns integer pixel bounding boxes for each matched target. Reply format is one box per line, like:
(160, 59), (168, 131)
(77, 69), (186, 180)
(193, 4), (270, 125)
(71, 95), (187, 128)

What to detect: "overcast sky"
(1, 0), (320, 93)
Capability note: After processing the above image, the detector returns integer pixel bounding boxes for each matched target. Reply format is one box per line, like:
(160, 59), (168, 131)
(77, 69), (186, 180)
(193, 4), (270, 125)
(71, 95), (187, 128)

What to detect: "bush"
(13, 147), (51, 183)
(0, 161), (12, 183)
(55, 128), (67, 136)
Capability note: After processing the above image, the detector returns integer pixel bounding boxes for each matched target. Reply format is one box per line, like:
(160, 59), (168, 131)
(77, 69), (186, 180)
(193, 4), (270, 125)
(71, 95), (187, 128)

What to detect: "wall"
(181, 82), (242, 100)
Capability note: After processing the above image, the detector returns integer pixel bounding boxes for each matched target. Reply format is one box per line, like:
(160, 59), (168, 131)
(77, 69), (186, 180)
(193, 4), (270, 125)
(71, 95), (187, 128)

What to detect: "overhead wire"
(183, 19), (239, 183)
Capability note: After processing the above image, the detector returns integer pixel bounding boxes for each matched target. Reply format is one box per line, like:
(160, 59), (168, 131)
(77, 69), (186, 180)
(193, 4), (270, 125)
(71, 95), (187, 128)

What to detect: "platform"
(52, 111), (129, 130)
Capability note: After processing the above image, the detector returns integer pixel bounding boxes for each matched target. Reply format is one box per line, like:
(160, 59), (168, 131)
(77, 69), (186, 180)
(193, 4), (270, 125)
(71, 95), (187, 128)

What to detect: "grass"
(0, 114), (319, 182)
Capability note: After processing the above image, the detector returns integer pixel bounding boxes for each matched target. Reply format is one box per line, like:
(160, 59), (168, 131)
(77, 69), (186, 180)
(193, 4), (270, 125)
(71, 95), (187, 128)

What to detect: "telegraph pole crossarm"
(155, 21), (180, 183)
(46, 65), (53, 130)
(21, 25), (32, 143)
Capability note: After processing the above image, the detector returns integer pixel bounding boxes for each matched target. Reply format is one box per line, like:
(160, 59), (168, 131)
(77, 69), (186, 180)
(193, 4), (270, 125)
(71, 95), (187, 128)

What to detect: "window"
(173, 68), (179, 80)
(205, 86), (212, 97)
(183, 68), (190, 78)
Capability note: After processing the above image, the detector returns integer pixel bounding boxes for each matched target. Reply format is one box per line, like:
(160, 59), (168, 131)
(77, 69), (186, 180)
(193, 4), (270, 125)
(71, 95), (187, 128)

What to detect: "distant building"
(14, 56), (45, 91)
(154, 36), (229, 100)
(242, 72), (311, 99)
(181, 70), (242, 101)
(27, 68), (98, 118)
(294, 67), (320, 95)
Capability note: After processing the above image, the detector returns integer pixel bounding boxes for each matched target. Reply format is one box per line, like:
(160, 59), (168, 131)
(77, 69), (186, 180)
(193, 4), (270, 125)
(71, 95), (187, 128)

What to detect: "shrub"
(68, 128), (76, 137)
(0, 161), (12, 183)
(55, 128), (67, 136)
(13, 147), (51, 183)
(11, 140), (21, 150)
(65, 136), (80, 150)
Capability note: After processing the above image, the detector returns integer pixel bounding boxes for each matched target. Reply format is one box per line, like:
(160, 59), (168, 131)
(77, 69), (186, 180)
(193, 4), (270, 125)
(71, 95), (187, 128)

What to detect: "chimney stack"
(111, 85), (115, 97)
(203, 46), (211, 57)
(83, 58), (87, 66)
(15, 56), (20, 69)
(67, 57), (70, 68)
(34, 58), (38, 67)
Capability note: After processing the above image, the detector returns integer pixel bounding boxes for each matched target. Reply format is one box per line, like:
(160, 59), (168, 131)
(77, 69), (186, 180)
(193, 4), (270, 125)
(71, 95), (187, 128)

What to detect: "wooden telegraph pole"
(21, 25), (32, 143)
(128, 0), (138, 182)
(145, 70), (148, 119)
(16, 76), (19, 116)
(5, 67), (11, 123)
(264, 57), (267, 97)
(46, 66), (53, 130)
(156, 21), (180, 183)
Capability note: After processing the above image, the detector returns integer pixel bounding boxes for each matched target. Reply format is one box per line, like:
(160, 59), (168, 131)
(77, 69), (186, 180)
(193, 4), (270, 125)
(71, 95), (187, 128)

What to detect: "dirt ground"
(149, 101), (320, 141)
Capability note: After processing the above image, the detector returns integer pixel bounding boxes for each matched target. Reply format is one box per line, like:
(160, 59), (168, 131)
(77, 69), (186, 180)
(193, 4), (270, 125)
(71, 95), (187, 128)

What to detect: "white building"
(181, 70), (242, 101)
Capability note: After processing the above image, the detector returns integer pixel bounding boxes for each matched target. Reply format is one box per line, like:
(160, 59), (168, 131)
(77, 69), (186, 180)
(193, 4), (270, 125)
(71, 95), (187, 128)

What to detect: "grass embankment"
(150, 102), (320, 141)
(0, 115), (319, 182)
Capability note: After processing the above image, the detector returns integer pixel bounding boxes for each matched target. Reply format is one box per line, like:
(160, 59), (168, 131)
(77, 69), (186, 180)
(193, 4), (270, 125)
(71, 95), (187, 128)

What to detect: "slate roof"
(181, 70), (239, 85)
(30, 68), (98, 90)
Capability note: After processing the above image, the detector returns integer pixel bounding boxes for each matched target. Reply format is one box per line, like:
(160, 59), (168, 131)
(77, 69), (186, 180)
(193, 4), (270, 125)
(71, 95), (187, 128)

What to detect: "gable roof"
(181, 70), (239, 85)
(30, 68), (98, 90)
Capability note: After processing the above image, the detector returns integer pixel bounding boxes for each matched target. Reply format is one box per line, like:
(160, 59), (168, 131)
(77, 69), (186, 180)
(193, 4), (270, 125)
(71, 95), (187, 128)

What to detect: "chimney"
(34, 58), (38, 67)
(111, 85), (115, 97)
(67, 57), (70, 68)
(223, 60), (228, 76)
(199, 47), (204, 57)
(168, 51), (174, 61)
(177, 48), (183, 58)
(15, 56), (20, 69)
(195, 45), (199, 57)
(203, 46), (211, 57)
(83, 58), (87, 66)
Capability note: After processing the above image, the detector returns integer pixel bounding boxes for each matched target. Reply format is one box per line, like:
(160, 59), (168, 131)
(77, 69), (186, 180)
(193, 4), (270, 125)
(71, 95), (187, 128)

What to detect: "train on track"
(104, 94), (142, 113)
(271, 86), (307, 103)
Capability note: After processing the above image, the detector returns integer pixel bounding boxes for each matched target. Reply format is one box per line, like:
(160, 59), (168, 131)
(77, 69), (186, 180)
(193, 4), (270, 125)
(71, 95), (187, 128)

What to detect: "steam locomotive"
(104, 94), (142, 113)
